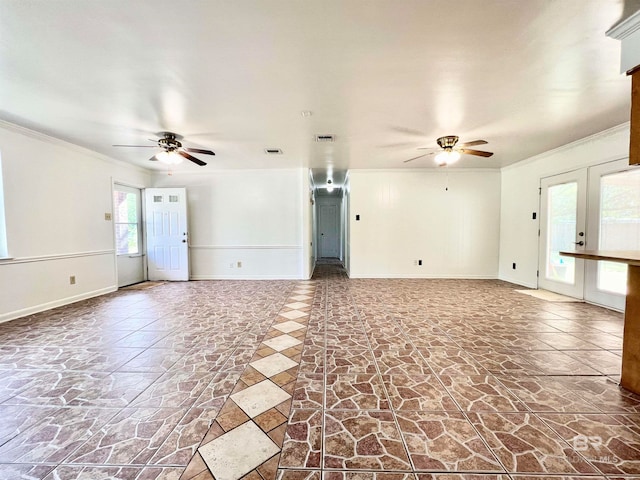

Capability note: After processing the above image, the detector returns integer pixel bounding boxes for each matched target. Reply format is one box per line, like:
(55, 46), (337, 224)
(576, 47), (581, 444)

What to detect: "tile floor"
(0, 262), (639, 479)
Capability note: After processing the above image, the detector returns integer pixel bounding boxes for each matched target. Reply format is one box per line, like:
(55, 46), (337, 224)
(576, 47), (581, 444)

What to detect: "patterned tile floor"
(0, 263), (639, 479)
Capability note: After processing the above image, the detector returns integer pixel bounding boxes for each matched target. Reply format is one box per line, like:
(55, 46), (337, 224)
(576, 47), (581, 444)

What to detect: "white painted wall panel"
(348, 169), (500, 278)
(0, 122), (150, 322)
(152, 168), (307, 279)
(498, 124), (630, 288)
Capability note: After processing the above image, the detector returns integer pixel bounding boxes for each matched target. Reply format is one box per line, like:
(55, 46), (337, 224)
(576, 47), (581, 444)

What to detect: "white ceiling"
(0, 0), (635, 183)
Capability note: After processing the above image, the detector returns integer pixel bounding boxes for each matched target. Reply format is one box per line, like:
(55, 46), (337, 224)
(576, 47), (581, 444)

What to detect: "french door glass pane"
(546, 182), (577, 284)
(597, 169), (640, 294)
(113, 191), (139, 255)
(114, 224), (139, 255)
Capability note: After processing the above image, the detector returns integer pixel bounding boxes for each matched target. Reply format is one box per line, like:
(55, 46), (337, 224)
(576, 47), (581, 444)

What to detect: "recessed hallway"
(0, 264), (639, 479)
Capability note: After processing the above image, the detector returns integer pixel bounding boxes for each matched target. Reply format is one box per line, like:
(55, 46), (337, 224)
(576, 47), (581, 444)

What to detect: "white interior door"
(538, 169), (587, 298)
(318, 204), (339, 258)
(585, 161), (640, 310)
(145, 187), (189, 281)
(114, 184), (145, 287)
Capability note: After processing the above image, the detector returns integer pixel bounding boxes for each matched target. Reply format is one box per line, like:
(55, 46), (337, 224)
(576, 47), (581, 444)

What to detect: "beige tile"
(198, 420), (279, 480)
(230, 379), (291, 418)
(279, 310), (308, 320)
(264, 334), (302, 352)
(251, 352), (299, 378)
(285, 302), (310, 309)
(273, 320), (306, 334)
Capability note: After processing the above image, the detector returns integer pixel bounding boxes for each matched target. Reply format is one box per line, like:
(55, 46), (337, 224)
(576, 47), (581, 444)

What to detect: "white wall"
(348, 169), (501, 278)
(0, 122), (151, 322)
(151, 168), (308, 279)
(499, 123), (630, 288)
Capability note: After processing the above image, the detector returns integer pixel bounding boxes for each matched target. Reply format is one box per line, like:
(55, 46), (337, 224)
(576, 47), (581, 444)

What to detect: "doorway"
(113, 184), (145, 287)
(145, 187), (190, 281)
(318, 203), (340, 259)
(539, 159), (640, 310)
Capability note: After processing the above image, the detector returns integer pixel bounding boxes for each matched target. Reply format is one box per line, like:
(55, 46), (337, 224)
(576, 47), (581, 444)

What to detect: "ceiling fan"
(113, 132), (214, 166)
(404, 135), (493, 166)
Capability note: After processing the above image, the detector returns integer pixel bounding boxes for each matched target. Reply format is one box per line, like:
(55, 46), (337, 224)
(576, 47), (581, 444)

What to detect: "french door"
(539, 159), (640, 310)
(538, 169), (587, 298)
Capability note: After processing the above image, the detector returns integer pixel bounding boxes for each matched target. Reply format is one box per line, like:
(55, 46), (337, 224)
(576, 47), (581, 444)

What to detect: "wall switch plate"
(512, 263), (516, 269)
(237, 261), (242, 268)
(532, 212), (537, 220)
(69, 275), (76, 285)
(418, 260), (422, 266)
(105, 213), (112, 221)
(356, 214), (360, 221)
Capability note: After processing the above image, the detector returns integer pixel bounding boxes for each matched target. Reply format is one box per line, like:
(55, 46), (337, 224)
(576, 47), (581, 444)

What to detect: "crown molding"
(607, 10), (640, 40)
(501, 122), (630, 172)
(0, 119), (150, 175)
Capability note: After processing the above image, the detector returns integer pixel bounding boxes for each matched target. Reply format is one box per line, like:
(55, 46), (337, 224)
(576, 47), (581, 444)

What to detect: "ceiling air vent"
(315, 134), (335, 142)
(264, 148), (283, 155)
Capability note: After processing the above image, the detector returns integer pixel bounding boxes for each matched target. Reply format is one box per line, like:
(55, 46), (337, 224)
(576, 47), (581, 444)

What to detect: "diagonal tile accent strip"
(182, 280), (316, 480)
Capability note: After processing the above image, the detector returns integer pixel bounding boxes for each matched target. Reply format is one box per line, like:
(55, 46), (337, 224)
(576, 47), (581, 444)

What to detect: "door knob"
(574, 241), (584, 246)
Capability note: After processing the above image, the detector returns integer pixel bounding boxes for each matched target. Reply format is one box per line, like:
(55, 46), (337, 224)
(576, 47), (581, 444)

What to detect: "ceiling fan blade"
(459, 148), (494, 157)
(184, 147), (215, 156)
(417, 146), (437, 150)
(178, 150), (207, 166)
(458, 140), (488, 147)
(112, 144), (158, 148)
(403, 153), (433, 163)
(149, 155), (159, 161)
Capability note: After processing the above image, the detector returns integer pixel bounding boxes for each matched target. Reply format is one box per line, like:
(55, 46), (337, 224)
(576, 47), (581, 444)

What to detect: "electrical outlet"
(512, 263), (516, 270)
(418, 260), (423, 266)
(69, 275), (76, 285)
(237, 261), (242, 268)
(105, 213), (112, 221)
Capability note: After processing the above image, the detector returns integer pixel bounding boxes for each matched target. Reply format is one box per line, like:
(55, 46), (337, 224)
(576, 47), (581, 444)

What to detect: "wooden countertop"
(560, 250), (640, 266)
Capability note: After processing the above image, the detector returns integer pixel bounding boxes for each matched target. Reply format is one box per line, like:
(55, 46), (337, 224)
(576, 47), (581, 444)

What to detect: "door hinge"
(536, 270), (539, 277)
(538, 187), (542, 195)
(538, 229), (540, 237)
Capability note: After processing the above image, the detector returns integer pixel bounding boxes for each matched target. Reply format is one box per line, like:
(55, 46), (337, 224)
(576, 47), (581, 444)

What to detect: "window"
(0, 152), (7, 258)
(113, 187), (141, 255)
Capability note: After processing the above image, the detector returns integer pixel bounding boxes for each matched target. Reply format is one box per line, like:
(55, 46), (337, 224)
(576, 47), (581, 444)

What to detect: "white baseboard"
(0, 286), (117, 324)
(347, 273), (499, 279)
(190, 274), (304, 280)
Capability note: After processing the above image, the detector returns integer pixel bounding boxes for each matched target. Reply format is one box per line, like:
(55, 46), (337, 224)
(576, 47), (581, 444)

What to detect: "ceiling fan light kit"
(435, 149), (461, 166)
(155, 151), (183, 165)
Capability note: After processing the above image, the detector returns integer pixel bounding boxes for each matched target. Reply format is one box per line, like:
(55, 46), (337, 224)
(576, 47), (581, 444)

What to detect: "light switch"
(105, 213), (112, 221)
